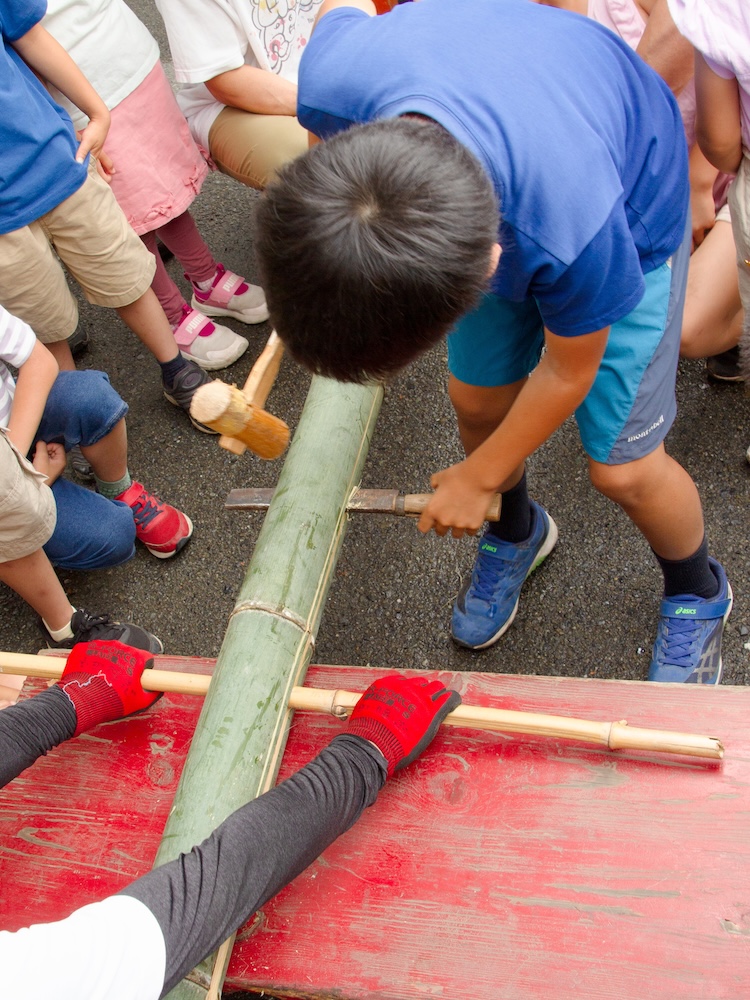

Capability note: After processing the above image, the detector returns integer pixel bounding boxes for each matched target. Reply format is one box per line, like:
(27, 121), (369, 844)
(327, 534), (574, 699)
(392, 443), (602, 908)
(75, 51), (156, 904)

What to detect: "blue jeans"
(36, 371), (136, 571)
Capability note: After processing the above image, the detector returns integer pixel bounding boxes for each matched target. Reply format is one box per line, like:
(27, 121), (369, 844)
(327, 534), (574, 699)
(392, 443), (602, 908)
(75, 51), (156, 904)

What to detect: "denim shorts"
(447, 218), (691, 465)
(36, 371), (136, 571)
(36, 370), (128, 451)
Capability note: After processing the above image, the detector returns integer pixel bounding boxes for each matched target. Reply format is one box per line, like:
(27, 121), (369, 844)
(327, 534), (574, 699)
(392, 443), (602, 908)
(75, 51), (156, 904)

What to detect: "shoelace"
(658, 614), (703, 669)
(471, 549), (516, 603)
(74, 610), (120, 642)
(129, 490), (163, 530)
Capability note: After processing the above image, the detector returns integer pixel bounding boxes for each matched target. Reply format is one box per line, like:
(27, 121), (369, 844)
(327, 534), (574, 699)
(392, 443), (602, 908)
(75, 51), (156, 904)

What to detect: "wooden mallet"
(0, 652), (724, 760)
(190, 331), (289, 459)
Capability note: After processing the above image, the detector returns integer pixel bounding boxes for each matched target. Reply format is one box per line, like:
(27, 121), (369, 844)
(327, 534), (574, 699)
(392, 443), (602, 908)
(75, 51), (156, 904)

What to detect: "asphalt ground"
(2, 162), (748, 684)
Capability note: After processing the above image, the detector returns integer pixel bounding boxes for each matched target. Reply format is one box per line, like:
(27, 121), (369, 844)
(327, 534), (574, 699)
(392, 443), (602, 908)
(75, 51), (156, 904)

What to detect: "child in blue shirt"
(255, 0), (732, 684)
(0, 0), (216, 430)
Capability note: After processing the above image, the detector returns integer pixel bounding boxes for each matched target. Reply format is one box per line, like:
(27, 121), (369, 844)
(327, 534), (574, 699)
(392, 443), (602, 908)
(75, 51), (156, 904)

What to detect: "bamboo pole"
(158, 375), (383, 1000)
(1, 654), (723, 760)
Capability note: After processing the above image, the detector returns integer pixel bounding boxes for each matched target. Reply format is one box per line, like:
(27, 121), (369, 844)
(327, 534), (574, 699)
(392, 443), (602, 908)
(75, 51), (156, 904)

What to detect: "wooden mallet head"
(190, 381), (290, 460)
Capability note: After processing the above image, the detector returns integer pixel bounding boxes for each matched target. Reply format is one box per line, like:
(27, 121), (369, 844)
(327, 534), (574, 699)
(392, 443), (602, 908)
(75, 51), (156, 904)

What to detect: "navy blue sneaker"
(451, 501), (558, 650)
(648, 558), (733, 683)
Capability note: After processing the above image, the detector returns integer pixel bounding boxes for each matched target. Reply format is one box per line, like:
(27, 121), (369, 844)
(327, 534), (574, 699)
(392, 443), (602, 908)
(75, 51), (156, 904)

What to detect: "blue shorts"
(447, 219), (691, 465)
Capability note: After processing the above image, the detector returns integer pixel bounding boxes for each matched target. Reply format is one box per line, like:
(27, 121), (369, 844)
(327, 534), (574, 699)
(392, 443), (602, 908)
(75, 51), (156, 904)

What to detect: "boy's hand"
(346, 673), (461, 776)
(75, 108), (111, 163)
(59, 639), (161, 736)
(31, 440), (66, 484)
(418, 461), (496, 539)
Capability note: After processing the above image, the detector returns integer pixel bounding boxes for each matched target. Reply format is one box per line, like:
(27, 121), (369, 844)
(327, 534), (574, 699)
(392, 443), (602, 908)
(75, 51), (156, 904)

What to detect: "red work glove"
(59, 640), (161, 736)
(346, 674), (461, 776)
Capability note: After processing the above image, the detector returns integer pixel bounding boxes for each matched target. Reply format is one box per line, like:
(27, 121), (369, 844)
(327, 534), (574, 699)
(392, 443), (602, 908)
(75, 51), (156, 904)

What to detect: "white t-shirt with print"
(155, 0), (323, 150)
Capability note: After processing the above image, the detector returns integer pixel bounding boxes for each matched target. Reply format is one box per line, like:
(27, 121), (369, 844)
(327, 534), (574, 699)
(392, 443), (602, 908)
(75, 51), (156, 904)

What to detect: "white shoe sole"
(191, 294), (270, 326)
(179, 338), (248, 371)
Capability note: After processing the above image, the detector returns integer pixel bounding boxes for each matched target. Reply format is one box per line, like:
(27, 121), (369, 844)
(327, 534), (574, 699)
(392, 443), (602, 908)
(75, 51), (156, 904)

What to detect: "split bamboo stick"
(0, 652), (723, 760)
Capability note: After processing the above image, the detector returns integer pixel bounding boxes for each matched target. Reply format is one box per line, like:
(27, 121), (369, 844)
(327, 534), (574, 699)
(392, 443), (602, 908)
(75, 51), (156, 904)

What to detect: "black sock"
(160, 353), (189, 385)
(485, 471), (532, 544)
(654, 537), (718, 599)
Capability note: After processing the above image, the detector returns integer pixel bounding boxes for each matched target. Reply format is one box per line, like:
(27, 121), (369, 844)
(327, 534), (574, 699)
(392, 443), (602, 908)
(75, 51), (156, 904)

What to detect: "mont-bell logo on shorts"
(627, 414), (664, 445)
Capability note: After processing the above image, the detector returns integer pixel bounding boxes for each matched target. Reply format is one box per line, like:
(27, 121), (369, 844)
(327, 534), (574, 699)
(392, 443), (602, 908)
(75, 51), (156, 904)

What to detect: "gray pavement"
(2, 161), (748, 683)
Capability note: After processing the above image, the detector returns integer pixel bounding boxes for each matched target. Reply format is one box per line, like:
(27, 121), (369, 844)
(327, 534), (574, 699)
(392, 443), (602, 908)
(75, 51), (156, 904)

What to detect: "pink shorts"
(105, 61), (210, 235)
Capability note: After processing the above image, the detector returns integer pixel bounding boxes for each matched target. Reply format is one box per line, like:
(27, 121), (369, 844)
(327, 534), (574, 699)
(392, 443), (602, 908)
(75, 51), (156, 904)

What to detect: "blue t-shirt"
(0, 0), (87, 234)
(298, 0), (689, 337)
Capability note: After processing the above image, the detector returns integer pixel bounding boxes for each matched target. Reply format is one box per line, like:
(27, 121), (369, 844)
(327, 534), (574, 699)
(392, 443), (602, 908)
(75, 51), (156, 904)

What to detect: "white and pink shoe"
(172, 304), (248, 371)
(191, 263), (270, 325)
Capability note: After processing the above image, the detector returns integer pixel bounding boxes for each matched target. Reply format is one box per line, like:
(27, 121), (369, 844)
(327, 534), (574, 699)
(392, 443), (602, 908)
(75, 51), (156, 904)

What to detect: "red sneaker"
(116, 481), (194, 559)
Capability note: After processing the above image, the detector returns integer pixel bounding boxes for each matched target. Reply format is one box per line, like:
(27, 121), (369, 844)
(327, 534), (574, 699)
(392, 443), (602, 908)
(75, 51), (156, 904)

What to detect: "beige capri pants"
(208, 109), (309, 190)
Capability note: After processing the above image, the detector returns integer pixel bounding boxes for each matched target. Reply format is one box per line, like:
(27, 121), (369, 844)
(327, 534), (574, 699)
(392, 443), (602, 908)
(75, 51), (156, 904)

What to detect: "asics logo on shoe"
(674, 607), (697, 615)
(480, 542), (498, 553)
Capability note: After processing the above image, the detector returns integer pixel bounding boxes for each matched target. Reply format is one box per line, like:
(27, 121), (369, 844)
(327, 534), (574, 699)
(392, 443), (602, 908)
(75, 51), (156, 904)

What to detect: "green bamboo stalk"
(158, 376), (383, 999)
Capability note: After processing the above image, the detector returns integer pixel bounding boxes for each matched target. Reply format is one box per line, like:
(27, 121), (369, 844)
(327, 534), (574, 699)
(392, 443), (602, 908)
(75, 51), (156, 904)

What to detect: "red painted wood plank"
(0, 655), (214, 931)
(1, 662), (748, 998)
(226, 669), (750, 999)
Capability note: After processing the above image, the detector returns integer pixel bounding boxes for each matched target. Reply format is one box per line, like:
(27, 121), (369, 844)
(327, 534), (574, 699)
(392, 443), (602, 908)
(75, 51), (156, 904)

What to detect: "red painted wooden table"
(1, 660), (749, 999)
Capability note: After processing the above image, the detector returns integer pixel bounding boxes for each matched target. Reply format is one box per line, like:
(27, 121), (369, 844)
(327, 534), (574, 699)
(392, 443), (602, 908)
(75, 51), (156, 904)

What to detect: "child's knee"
(588, 457), (648, 504)
(43, 370), (127, 448)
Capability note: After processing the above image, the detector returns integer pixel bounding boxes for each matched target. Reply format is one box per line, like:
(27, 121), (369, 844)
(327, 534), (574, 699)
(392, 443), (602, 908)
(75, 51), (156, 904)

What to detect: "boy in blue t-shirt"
(255, 0), (732, 684)
(0, 0), (215, 429)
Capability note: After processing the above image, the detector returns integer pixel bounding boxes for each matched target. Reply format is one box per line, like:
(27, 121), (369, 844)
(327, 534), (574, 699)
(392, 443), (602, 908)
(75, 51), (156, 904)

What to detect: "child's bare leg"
(116, 288), (180, 363)
(588, 444), (704, 560)
(681, 220), (743, 359)
(0, 549), (73, 631)
(78, 417), (127, 484)
(449, 376), (527, 489)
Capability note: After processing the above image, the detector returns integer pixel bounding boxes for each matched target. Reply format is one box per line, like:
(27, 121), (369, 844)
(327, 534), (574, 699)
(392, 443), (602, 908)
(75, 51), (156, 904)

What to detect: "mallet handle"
(219, 332), (284, 456)
(0, 652), (723, 760)
(399, 493), (501, 521)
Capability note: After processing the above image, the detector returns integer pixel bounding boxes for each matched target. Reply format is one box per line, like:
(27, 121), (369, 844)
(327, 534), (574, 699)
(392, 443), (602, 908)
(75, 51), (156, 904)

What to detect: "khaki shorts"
(0, 430), (56, 563)
(208, 108), (308, 190)
(0, 161), (156, 343)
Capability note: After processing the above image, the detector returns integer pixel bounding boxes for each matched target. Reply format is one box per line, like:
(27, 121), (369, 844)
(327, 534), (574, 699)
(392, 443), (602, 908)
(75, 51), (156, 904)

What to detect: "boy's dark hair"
(255, 117), (498, 383)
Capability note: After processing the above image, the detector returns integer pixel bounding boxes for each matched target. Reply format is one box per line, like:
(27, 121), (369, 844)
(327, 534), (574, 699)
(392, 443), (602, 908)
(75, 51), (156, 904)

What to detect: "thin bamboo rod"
(0, 652), (723, 760)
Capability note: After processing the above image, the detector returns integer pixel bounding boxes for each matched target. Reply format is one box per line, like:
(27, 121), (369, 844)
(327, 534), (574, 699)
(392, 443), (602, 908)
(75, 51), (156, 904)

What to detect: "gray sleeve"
(121, 734), (387, 996)
(0, 685), (77, 787)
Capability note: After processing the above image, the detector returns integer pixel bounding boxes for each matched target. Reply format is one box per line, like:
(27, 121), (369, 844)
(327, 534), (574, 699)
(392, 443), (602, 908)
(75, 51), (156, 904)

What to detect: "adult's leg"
(208, 109), (308, 189)
(123, 734), (386, 997)
(680, 218), (743, 358)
